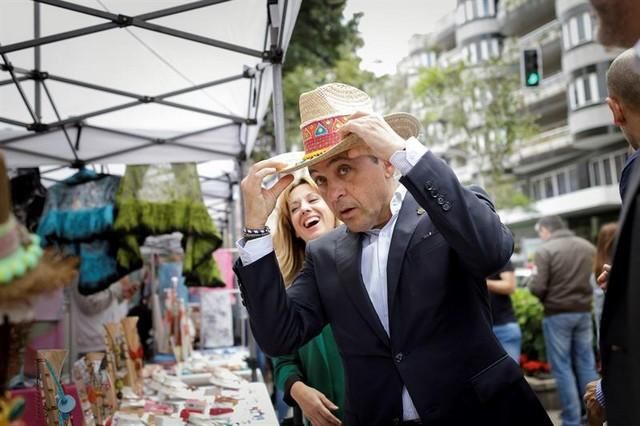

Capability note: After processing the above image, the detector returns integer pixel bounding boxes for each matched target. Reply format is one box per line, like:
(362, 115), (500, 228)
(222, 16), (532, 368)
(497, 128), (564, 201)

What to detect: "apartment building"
(396, 0), (626, 241)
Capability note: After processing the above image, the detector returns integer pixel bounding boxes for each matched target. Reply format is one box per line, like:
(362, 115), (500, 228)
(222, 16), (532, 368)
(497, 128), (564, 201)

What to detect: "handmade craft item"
(36, 350), (76, 426)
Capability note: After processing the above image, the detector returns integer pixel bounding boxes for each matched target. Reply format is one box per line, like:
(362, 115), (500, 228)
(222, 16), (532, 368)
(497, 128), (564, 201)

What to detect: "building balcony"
(562, 43), (622, 75)
(555, 0), (590, 20)
(511, 125), (573, 164)
(522, 72), (567, 106)
(519, 19), (562, 49)
(456, 17), (501, 46)
(569, 103), (613, 138)
(432, 10), (457, 51)
(498, 0), (556, 36)
(499, 183), (621, 226)
(437, 47), (465, 67)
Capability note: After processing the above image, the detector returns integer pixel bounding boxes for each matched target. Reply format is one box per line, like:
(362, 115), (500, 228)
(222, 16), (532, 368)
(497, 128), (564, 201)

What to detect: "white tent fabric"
(0, 0), (299, 166)
(0, 0), (300, 231)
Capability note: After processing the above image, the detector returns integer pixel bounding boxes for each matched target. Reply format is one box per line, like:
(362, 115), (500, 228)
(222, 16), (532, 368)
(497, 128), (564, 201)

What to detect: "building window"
(589, 150), (629, 186)
(530, 166), (579, 200)
(465, 37), (501, 65)
(562, 12), (595, 50)
(459, 0), (496, 23)
(568, 72), (604, 110)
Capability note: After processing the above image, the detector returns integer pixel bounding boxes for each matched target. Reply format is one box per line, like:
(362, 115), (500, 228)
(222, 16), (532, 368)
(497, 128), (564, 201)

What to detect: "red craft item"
(210, 407), (234, 416)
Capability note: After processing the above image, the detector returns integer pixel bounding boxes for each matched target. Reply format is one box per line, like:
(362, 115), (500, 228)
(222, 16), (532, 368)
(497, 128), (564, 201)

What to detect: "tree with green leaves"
(254, 0), (375, 159)
(412, 51), (538, 208)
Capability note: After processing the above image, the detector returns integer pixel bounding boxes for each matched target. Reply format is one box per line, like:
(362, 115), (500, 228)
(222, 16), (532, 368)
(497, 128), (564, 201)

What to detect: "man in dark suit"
(583, 2), (640, 424)
(235, 83), (550, 425)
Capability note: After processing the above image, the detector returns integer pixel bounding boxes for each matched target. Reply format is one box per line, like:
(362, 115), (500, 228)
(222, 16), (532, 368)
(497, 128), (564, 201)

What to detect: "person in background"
(581, 4), (640, 414)
(235, 82), (551, 425)
(72, 275), (138, 356)
(272, 176), (344, 426)
(590, 223), (618, 350)
(487, 260), (521, 363)
(528, 215), (598, 426)
(604, 49), (640, 201)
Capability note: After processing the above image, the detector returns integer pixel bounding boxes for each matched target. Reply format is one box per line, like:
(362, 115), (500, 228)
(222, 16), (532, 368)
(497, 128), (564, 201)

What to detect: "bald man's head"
(607, 49), (640, 112)
(607, 49), (640, 150)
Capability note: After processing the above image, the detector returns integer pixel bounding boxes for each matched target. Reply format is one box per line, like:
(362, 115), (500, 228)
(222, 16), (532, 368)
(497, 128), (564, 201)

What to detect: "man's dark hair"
(535, 215), (566, 232)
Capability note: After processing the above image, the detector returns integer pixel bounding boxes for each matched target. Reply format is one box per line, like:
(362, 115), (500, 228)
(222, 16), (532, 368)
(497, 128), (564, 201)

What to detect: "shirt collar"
(390, 183), (407, 217)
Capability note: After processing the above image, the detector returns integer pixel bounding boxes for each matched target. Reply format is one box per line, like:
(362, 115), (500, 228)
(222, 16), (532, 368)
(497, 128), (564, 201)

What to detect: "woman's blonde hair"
(273, 176), (337, 286)
(594, 222), (618, 277)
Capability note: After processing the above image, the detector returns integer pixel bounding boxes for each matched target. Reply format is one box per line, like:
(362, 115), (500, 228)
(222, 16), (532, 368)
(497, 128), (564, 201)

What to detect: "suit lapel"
(619, 166), (640, 230)
(336, 230), (390, 347)
(387, 194), (422, 310)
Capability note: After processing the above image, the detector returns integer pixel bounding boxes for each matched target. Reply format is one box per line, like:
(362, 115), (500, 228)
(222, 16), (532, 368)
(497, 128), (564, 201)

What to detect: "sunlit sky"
(344, 0), (457, 76)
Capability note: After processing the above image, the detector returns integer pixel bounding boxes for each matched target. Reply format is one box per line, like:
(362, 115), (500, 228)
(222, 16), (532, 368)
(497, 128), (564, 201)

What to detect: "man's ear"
(382, 160), (395, 179)
(607, 97), (626, 126)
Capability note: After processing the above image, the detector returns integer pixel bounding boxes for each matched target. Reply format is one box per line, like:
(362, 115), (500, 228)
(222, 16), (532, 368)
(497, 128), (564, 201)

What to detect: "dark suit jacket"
(600, 163), (640, 425)
(235, 151), (550, 425)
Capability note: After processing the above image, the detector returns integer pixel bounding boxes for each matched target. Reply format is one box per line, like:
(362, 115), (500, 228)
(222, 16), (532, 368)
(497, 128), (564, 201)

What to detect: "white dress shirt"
(238, 137), (429, 420)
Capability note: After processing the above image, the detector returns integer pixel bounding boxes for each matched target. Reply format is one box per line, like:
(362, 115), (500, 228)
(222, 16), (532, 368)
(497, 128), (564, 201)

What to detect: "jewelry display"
(36, 350), (76, 426)
(104, 323), (135, 401)
(121, 317), (143, 396)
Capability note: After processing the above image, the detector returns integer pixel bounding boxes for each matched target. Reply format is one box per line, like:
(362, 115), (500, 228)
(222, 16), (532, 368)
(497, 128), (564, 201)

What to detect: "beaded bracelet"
(242, 226), (270, 239)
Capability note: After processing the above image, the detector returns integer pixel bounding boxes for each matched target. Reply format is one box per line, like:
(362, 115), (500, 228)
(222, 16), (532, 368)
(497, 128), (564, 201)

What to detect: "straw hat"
(277, 83), (421, 174)
(0, 152), (77, 305)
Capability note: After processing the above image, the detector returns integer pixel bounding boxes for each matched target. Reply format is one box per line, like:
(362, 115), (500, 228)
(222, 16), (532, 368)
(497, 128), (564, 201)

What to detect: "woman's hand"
(597, 264), (611, 291)
(240, 159), (294, 229)
(290, 381), (341, 425)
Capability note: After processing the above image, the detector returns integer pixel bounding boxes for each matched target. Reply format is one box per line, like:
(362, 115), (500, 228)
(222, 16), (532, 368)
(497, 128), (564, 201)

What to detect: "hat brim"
(276, 112), (421, 175)
(0, 250), (77, 304)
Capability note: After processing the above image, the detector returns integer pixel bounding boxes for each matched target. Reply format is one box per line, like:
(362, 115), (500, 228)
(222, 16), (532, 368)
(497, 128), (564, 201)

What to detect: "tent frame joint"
(70, 159), (86, 169)
(264, 47), (283, 64)
(28, 122), (49, 132)
(115, 14), (133, 27)
(31, 70), (49, 81)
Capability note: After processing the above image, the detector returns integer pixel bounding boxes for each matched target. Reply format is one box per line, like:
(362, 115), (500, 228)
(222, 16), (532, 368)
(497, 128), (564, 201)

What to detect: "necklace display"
(36, 350), (76, 426)
(104, 322), (137, 401)
(121, 317), (143, 395)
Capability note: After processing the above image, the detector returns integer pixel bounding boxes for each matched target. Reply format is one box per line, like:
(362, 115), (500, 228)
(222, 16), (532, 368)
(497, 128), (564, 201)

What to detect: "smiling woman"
(273, 175), (338, 285)
(271, 175), (346, 425)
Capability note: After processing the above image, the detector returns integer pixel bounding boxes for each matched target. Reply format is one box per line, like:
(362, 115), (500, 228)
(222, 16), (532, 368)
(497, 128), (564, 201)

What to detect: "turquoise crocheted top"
(37, 169), (125, 294)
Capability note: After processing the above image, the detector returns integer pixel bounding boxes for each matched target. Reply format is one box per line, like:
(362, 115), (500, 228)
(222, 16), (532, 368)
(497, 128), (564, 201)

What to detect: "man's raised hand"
(240, 159), (294, 229)
(338, 112), (407, 161)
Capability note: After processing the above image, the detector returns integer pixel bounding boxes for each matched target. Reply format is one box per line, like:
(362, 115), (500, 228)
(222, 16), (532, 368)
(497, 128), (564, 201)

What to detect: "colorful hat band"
(301, 115), (349, 160)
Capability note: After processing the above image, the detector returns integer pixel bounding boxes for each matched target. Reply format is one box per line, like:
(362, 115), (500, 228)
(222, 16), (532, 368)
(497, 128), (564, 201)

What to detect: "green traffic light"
(527, 73), (540, 86)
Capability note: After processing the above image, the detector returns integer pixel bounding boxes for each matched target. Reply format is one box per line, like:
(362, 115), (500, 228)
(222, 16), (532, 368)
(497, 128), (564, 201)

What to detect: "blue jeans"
(543, 313), (599, 426)
(493, 322), (522, 362)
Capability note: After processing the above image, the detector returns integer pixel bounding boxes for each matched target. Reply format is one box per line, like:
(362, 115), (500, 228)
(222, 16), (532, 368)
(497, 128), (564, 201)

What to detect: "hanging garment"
(10, 168), (47, 233)
(37, 168), (125, 294)
(114, 163), (223, 287)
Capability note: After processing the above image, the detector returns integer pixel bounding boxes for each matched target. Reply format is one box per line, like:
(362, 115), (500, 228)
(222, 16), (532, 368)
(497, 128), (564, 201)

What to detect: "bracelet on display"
(242, 226), (270, 239)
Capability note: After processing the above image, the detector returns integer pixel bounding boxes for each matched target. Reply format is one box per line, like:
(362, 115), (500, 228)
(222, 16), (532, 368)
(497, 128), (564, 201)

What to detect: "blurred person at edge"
(528, 215), (598, 426)
(582, 42), (640, 426)
(486, 260), (521, 363)
(271, 176), (345, 426)
(72, 275), (138, 356)
(589, 223), (618, 351)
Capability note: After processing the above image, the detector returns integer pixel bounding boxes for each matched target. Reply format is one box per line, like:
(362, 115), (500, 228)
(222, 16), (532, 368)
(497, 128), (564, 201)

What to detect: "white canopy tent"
(0, 0), (301, 235)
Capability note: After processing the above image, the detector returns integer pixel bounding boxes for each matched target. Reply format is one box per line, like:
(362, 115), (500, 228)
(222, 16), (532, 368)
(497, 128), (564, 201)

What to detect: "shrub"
(511, 288), (546, 362)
